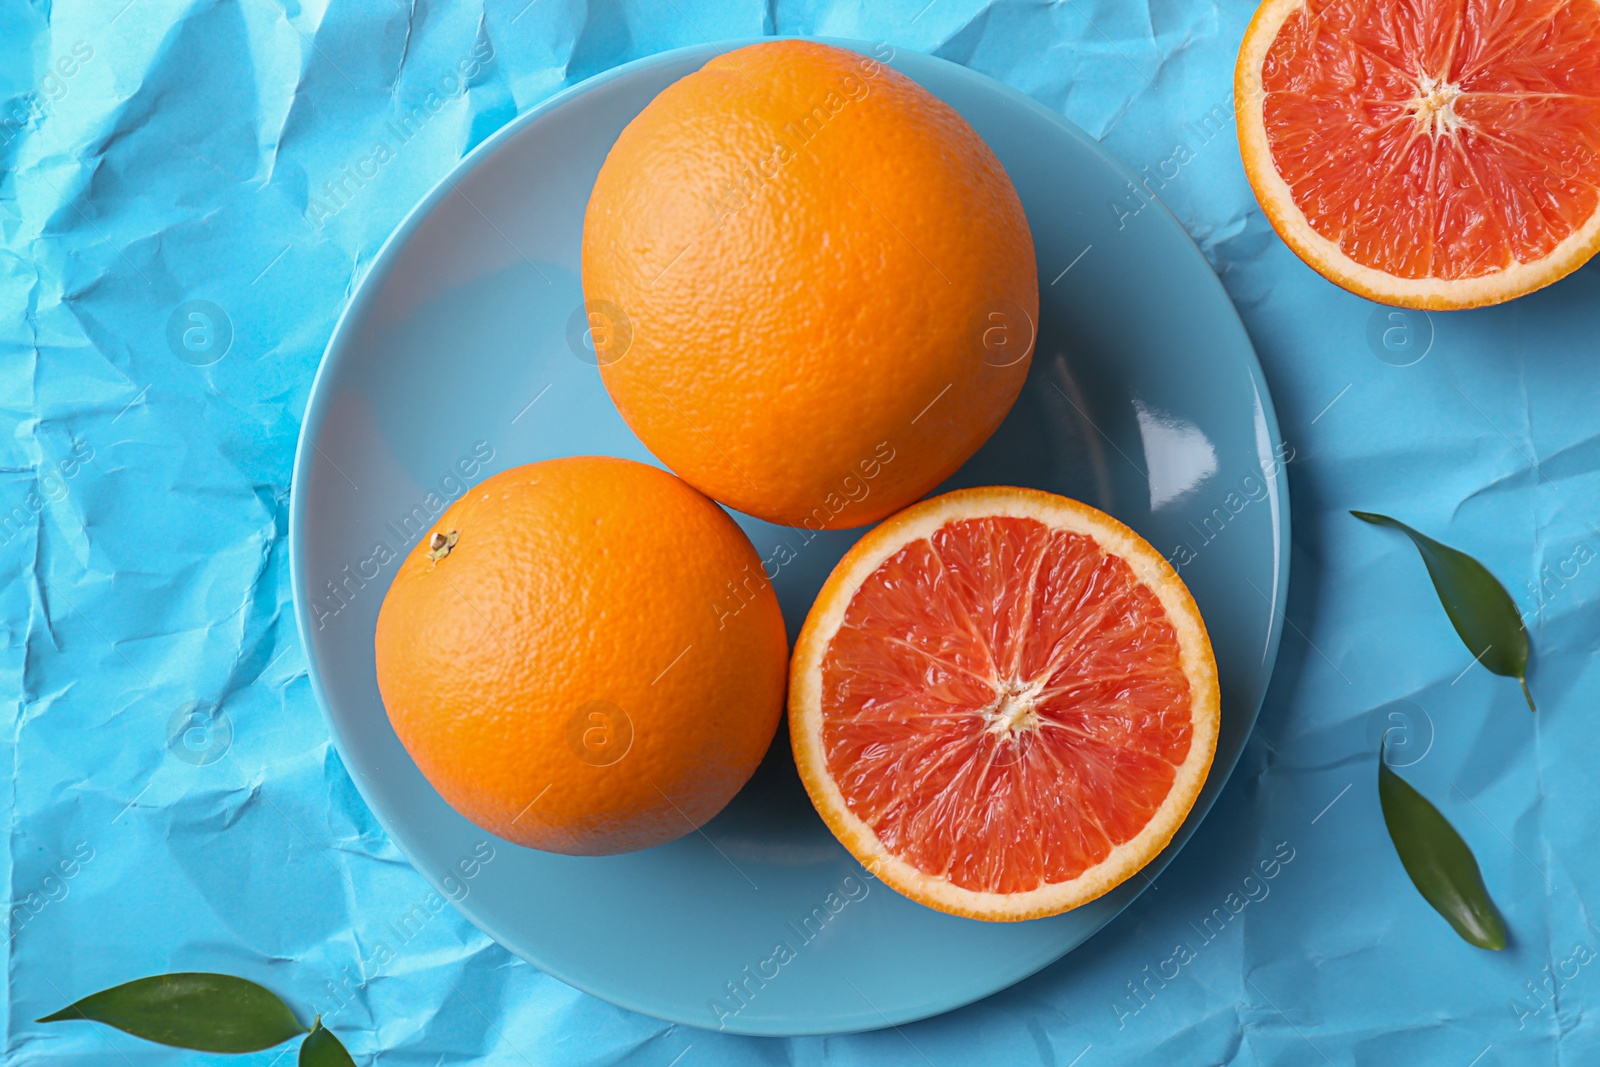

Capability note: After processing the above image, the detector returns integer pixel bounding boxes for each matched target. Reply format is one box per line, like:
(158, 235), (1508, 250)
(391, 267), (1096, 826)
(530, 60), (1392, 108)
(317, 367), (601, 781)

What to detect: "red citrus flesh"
(819, 515), (1198, 895)
(1259, 0), (1600, 281)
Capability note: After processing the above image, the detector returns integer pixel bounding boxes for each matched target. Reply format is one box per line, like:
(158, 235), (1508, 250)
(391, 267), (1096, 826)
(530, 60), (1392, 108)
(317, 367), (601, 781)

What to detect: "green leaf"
(37, 973), (307, 1053)
(300, 1018), (358, 1067)
(1378, 739), (1508, 950)
(1351, 511), (1534, 710)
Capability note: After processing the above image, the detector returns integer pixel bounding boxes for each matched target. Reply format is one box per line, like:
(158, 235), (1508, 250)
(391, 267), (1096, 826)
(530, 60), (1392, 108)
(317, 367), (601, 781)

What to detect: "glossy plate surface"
(289, 38), (1289, 1036)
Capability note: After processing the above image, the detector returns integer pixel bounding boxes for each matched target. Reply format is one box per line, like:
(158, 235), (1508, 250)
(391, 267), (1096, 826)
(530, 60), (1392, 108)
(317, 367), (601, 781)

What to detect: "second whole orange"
(582, 40), (1039, 530)
(373, 456), (788, 856)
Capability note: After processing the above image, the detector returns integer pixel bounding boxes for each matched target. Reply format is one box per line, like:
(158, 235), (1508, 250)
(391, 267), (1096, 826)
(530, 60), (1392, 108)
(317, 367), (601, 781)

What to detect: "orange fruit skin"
(582, 40), (1039, 529)
(373, 456), (787, 856)
(789, 486), (1219, 921)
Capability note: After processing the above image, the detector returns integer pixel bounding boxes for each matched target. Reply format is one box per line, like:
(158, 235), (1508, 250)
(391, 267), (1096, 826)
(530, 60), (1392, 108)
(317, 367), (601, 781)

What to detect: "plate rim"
(288, 34), (1292, 1036)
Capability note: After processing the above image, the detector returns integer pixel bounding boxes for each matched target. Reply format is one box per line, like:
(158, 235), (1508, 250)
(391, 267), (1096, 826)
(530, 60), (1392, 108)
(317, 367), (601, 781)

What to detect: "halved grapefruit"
(1236, 0), (1600, 309)
(789, 487), (1220, 921)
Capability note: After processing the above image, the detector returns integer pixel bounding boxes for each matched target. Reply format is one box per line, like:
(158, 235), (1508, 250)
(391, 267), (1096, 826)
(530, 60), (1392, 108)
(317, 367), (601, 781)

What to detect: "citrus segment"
(790, 488), (1219, 921)
(1237, 0), (1600, 308)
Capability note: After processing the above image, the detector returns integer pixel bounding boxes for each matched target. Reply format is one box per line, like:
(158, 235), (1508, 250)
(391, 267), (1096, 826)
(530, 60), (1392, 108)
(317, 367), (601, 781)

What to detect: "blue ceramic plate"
(290, 38), (1289, 1036)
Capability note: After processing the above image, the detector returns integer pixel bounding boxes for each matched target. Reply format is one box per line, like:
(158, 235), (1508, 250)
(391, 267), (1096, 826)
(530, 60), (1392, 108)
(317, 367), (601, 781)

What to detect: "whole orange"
(582, 40), (1038, 529)
(373, 456), (787, 856)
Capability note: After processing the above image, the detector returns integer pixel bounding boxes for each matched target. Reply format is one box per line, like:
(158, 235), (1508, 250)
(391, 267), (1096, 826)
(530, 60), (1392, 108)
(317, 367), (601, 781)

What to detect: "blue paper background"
(6, 1), (1600, 1063)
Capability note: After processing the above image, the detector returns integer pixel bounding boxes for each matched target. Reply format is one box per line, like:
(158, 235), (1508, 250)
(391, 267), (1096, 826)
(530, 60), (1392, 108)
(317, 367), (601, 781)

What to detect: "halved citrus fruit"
(1236, 0), (1600, 309)
(789, 487), (1220, 921)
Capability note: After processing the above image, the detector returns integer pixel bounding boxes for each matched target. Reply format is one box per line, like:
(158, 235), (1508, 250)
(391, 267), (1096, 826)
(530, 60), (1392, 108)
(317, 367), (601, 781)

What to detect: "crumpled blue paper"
(7, 0), (1600, 1063)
